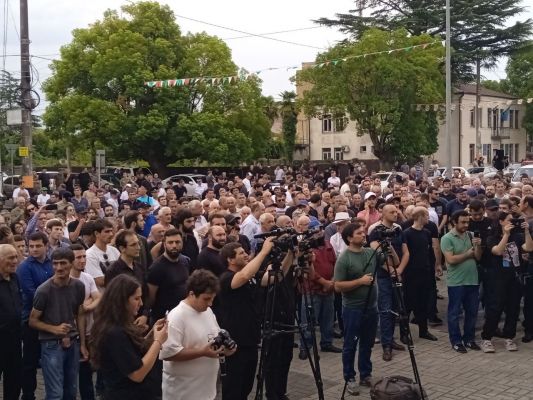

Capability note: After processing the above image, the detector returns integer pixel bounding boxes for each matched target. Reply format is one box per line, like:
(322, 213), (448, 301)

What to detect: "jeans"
(299, 293), (335, 349)
(0, 331), (22, 400)
(377, 275), (396, 348)
(21, 322), (40, 400)
(79, 360), (95, 400)
(222, 345), (258, 400)
(40, 339), (80, 400)
(342, 307), (378, 382)
(447, 285), (479, 345)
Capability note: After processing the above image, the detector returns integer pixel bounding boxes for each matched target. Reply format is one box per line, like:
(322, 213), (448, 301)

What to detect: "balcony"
(491, 127), (511, 140)
(294, 138), (310, 149)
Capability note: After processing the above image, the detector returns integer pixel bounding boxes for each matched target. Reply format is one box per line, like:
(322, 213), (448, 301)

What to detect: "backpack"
(370, 376), (426, 400)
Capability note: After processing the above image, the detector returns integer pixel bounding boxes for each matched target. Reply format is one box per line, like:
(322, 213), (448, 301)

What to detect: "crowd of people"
(1, 162), (533, 399)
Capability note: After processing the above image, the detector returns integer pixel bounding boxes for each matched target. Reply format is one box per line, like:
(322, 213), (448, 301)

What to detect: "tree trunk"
(146, 154), (170, 177)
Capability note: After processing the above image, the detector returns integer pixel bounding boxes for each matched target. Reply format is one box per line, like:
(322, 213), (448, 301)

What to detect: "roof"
(455, 84), (517, 99)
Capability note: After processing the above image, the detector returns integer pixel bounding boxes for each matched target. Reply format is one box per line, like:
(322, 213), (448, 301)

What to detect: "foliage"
(316, 0), (532, 82)
(42, 2), (271, 173)
(297, 29), (444, 166)
(280, 91), (297, 162)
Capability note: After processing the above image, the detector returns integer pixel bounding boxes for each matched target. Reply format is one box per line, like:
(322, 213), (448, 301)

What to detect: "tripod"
(339, 240), (426, 400)
(255, 251), (325, 400)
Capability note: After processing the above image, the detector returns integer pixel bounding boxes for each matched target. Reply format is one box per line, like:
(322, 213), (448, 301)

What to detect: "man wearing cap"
(330, 212), (351, 258)
(442, 188), (470, 230)
(357, 192), (381, 233)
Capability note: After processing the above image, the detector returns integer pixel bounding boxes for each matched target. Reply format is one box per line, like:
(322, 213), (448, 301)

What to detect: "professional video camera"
(298, 227), (325, 252)
(373, 225), (401, 242)
(212, 329), (236, 351)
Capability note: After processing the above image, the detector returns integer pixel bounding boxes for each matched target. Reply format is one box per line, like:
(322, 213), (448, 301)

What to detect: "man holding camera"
(218, 238), (274, 400)
(441, 210), (482, 353)
(160, 269), (236, 400)
(368, 205), (409, 362)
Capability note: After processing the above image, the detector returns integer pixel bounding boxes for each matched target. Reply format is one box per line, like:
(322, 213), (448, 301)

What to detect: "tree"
(42, 2), (271, 173)
(280, 91), (297, 162)
(297, 29), (443, 167)
(316, 0), (532, 83)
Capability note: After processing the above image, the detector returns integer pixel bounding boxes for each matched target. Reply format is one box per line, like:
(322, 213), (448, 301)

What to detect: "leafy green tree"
(297, 28), (443, 167)
(280, 91), (297, 162)
(42, 2), (270, 173)
(317, 0), (532, 83)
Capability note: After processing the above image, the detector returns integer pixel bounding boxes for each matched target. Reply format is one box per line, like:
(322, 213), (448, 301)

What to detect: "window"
(470, 109), (475, 127)
(482, 144), (492, 164)
(510, 110), (515, 128)
(515, 110), (519, 129)
(515, 144), (520, 162)
(335, 117), (347, 132)
(360, 145), (367, 153)
(469, 108), (482, 128)
(322, 147), (332, 160)
(478, 108), (482, 127)
(322, 114), (332, 133)
(334, 147), (343, 161)
(469, 144), (475, 164)
(503, 144), (514, 162)
(488, 108), (492, 128)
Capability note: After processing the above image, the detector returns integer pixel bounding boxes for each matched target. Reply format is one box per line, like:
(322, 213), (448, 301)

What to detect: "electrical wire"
(7, 0), (18, 40)
(174, 14), (325, 50)
(2, 0), (8, 72)
(222, 26), (321, 40)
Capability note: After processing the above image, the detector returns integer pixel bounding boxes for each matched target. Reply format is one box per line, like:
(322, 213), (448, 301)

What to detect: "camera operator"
(160, 270), (236, 400)
(259, 236), (295, 400)
(480, 212), (533, 353)
(334, 222), (393, 395)
(368, 205), (409, 362)
(520, 195), (533, 343)
(218, 237), (274, 400)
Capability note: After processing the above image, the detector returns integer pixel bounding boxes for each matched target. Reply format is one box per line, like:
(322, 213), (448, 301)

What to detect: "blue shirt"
(445, 199), (468, 217)
(137, 195), (155, 207)
(16, 256), (53, 321)
(142, 214), (158, 238)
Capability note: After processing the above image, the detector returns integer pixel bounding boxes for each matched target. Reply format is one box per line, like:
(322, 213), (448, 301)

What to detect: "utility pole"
(445, 0), (452, 178)
(20, 0), (33, 182)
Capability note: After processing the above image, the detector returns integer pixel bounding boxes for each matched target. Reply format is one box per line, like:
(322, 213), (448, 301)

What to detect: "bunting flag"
(144, 40), (443, 89)
(413, 97), (533, 111)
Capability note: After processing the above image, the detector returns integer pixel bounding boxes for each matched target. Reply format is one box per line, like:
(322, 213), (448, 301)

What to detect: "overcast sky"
(2, 0), (532, 116)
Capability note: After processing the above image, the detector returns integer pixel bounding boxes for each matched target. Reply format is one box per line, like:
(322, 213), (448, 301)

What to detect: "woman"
(90, 275), (168, 400)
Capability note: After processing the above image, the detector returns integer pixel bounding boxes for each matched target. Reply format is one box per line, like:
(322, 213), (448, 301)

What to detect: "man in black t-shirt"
(196, 226), (226, 276)
(218, 239), (273, 400)
(146, 229), (190, 322)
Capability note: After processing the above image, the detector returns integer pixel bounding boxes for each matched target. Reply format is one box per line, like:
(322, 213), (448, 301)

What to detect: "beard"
(165, 248), (181, 259)
(211, 238), (226, 249)
(182, 225), (194, 234)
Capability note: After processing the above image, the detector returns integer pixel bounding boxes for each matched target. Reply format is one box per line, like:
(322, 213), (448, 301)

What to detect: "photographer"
(368, 205), (409, 362)
(218, 238), (274, 400)
(160, 270), (235, 400)
(480, 212), (533, 353)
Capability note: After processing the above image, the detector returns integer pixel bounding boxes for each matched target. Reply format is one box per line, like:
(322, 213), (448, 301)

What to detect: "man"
(147, 229), (190, 322)
(160, 270), (234, 400)
(0, 244), (23, 400)
(45, 219), (70, 258)
(240, 202), (265, 243)
(29, 248), (87, 400)
(69, 244), (100, 400)
(334, 222), (386, 395)
(123, 210), (151, 271)
(218, 239), (274, 400)
(158, 206), (174, 230)
(357, 192), (381, 233)
(85, 219), (120, 290)
(441, 187), (469, 229)
(13, 182), (30, 200)
(197, 226), (227, 277)
(428, 186), (447, 233)
(17, 232), (53, 400)
(441, 210), (482, 353)
(170, 209), (199, 268)
(402, 207), (439, 341)
(327, 170), (341, 189)
(329, 212), (351, 258)
(10, 197), (27, 223)
(37, 188), (51, 207)
(368, 204), (409, 361)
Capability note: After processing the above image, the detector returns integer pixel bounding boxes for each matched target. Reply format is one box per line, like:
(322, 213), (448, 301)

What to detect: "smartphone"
(473, 231), (481, 239)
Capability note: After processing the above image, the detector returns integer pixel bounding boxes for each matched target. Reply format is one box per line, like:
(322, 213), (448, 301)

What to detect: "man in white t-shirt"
(327, 170), (341, 189)
(70, 244), (100, 399)
(160, 270), (236, 400)
(85, 219), (120, 289)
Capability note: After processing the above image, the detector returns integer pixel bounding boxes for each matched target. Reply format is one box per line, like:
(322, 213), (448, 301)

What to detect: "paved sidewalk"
(24, 280), (533, 400)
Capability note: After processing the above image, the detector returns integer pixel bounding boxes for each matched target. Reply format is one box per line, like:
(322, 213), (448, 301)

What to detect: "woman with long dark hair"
(90, 275), (167, 399)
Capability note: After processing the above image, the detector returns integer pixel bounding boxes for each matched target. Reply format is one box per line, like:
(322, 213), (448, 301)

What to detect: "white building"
(295, 77), (528, 167)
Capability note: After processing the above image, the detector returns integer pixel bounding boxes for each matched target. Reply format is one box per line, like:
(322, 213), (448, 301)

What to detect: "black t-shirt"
(173, 185), (187, 199)
(146, 254), (190, 320)
(486, 232), (525, 270)
(441, 192), (456, 202)
(68, 220), (79, 233)
(403, 227), (433, 274)
(100, 326), (160, 400)
(196, 247), (226, 276)
(218, 270), (261, 347)
(430, 199), (447, 222)
(181, 233), (199, 269)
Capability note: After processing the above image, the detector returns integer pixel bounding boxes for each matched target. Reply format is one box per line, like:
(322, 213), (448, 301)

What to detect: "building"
(295, 68), (528, 168)
(434, 84), (527, 167)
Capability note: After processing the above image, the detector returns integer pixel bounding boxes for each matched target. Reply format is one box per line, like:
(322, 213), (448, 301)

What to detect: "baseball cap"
(333, 212), (351, 224)
(297, 200), (309, 207)
(309, 216), (321, 229)
(466, 188), (478, 197)
(224, 214), (241, 226)
(453, 187), (466, 194)
(364, 192), (377, 200)
(485, 199), (499, 210)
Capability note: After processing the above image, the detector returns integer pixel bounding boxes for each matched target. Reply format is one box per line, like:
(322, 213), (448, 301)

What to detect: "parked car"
(2, 175), (38, 198)
(511, 165), (533, 186)
(375, 172), (409, 190)
(503, 163), (521, 178)
(105, 166), (153, 178)
(431, 167), (470, 179)
(161, 174), (206, 197)
(467, 166), (498, 179)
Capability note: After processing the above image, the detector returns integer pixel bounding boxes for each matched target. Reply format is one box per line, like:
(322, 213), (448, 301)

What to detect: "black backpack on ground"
(370, 376), (426, 400)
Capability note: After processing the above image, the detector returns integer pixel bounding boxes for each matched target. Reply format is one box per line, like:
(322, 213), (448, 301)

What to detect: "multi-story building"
(295, 72), (528, 167)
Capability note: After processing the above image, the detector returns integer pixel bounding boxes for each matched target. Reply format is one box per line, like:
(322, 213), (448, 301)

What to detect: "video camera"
(254, 228), (299, 253)
(373, 225), (401, 242)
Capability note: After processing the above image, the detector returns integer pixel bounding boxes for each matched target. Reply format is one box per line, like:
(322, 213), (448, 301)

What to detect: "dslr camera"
(212, 329), (236, 351)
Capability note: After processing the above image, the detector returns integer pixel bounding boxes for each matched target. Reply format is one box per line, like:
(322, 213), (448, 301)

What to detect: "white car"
(161, 174), (206, 197)
(433, 167), (470, 179)
(511, 165), (533, 185)
(376, 172), (409, 190)
(467, 166), (498, 179)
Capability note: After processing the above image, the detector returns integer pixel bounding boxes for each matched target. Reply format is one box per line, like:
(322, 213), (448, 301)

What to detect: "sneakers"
(347, 379), (360, 396)
(464, 341), (481, 351)
(382, 348), (392, 361)
(505, 339), (518, 351)
(452, 343), (467, 353)
(481, 339), (495, 353)
(359, 376), (372, 387)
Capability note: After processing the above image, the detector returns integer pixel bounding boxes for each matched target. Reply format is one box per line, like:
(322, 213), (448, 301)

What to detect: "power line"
(7, 0), (19, 40)
(222, 26), (321, 40)
(174, 14), (325, 50)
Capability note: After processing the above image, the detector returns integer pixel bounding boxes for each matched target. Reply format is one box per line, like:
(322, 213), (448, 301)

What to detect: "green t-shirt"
(333, 247), (380, 309)
(440, 230), (479, 287)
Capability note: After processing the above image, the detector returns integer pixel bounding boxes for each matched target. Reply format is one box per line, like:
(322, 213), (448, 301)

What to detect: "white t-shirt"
(85, 244), (120, 283)
(160, 301), (220, 400)
(327, 176), (341, 188)
(37, 194), (50, 206)
(72, 271), (98, 335)
(330, 232), (347, 258)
